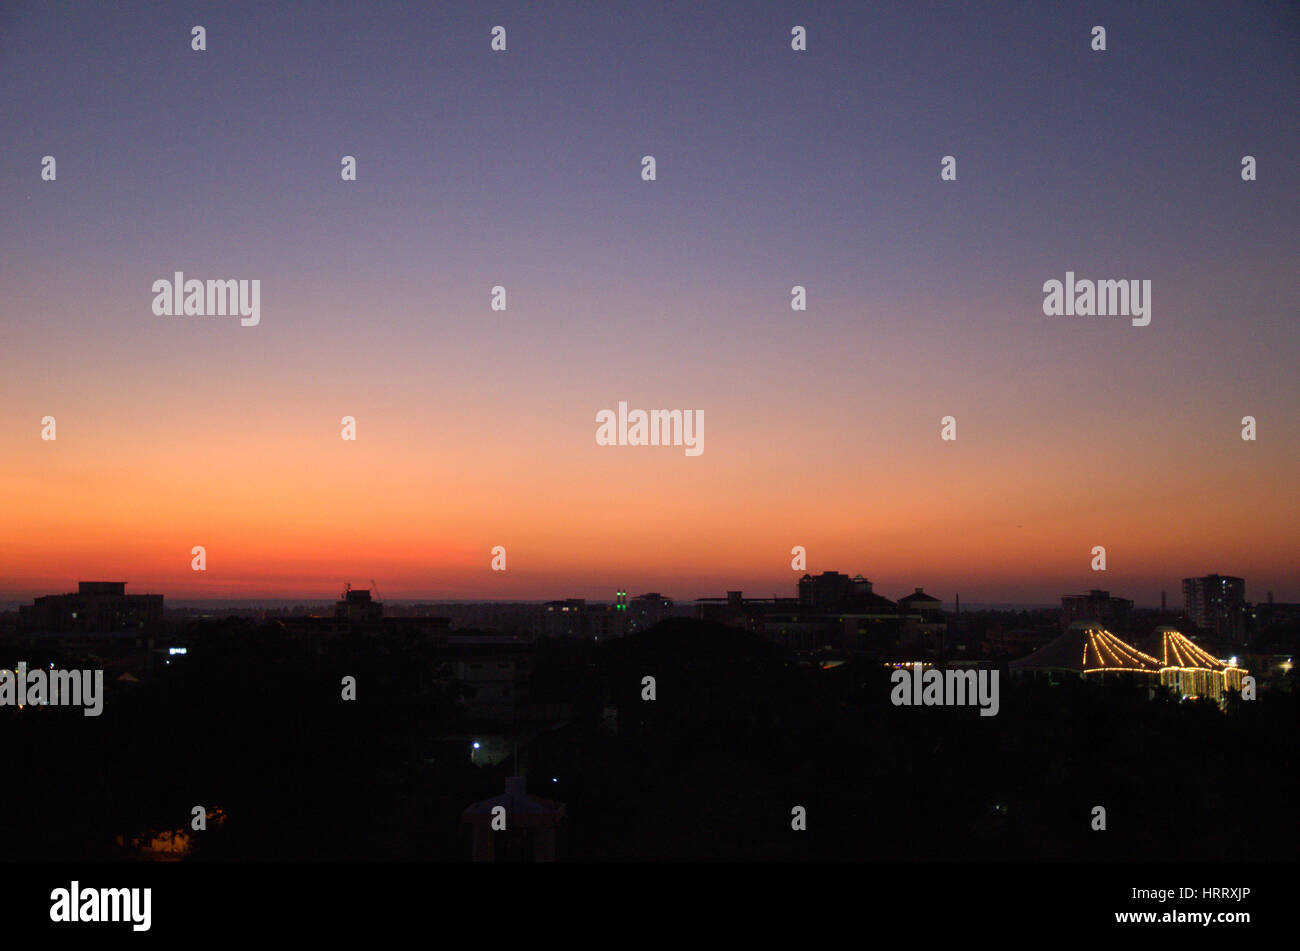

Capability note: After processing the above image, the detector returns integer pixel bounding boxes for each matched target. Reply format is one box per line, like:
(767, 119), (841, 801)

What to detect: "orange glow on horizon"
(4, 404), (1297, 603)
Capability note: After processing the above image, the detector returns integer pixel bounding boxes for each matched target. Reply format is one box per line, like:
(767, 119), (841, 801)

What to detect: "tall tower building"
(1182, 574), (1247, 639)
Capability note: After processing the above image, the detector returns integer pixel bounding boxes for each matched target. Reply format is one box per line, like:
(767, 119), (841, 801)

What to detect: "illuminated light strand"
(1077, 627), (1160, 674)
(1163, 629), (1230, 671)
(1154, 630), (1250, 702)
(1096, 632), (1118, 665)
(1098, 629), (1158, 668)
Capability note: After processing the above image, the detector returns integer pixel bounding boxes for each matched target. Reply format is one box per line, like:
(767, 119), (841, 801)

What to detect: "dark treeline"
(1, 617), (1294, 861)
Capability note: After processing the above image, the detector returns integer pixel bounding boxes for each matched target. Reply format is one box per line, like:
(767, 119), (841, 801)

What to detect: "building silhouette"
(1060, 589), (1133, 632)
(1010, 621), (1160, 682)
(461, 776), (564, 862)
(18, 581), (163, 634)
(1151, 625), (1247, 704)
(1182, 574), (1248, 640)
(696, 572), (946, 655)
(336, 586), (383, 624)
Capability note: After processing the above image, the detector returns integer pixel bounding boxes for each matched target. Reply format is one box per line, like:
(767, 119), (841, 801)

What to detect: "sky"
(1, 0), (1297, 605)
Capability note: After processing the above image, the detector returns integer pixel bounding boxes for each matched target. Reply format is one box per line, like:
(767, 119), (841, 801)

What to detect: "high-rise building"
(798, 571), (862, 612)
(542, 598), (629, 640)
(627, 592), (672, 634)
(18, 581), (163, 634)
(543, 599), (587, 638)
(1060, 589), (1133, 632)
(336, 586), (383, 624)
(1182, 574), (1247, 639)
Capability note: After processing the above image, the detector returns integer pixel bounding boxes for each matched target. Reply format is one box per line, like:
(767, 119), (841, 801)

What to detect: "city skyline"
(3, 567), (1289, 613)
(2, 0), (1297, 925)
